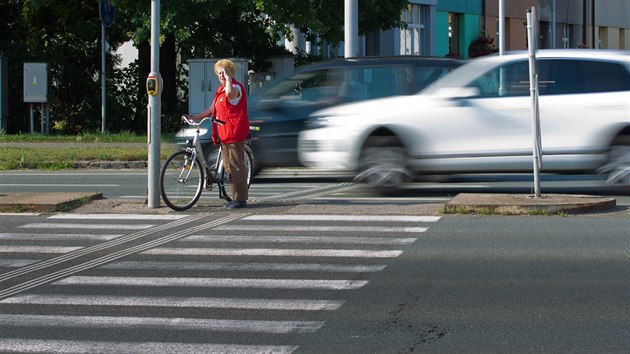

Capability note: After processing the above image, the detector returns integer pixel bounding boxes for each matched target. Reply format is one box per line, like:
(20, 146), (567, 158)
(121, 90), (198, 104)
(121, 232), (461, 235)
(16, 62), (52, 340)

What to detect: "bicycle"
(160, 115), (256, 211)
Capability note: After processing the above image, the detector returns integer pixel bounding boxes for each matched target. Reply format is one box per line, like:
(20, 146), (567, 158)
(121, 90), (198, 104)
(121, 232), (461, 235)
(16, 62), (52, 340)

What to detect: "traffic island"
(443, 193), (617, 215)
(0, 192), (103, 213)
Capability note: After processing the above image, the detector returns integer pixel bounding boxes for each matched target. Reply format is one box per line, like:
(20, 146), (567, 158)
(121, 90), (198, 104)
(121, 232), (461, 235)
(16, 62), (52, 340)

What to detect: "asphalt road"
(1, 169), (629, 205)
(0, 210), (628, 352)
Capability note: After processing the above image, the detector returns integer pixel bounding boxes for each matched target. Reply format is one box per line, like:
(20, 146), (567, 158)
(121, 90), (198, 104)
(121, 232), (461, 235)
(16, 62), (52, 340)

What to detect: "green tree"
(0, 0), (408, 135)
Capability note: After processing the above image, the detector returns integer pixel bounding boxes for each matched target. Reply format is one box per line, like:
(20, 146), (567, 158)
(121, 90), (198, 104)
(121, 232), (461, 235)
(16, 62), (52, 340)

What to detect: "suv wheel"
(355, 136), (411, 194)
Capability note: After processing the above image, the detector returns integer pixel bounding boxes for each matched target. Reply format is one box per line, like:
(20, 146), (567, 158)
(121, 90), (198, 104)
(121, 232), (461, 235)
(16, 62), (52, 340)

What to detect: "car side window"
(274, 70), (343, 107)
(544, 59), (630, 95)
(468, 60), (531, 97)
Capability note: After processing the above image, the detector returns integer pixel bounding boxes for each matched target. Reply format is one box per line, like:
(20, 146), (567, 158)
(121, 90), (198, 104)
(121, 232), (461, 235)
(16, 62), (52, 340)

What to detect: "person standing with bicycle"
(190, 59), (250, 209)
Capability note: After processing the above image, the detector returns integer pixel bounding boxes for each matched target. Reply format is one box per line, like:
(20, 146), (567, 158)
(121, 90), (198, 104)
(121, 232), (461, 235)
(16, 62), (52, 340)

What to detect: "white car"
(298, 49), (630, 193)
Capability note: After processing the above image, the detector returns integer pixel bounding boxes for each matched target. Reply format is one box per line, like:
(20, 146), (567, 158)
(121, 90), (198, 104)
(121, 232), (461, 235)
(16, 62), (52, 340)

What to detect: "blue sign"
(99, 1), (115, 27)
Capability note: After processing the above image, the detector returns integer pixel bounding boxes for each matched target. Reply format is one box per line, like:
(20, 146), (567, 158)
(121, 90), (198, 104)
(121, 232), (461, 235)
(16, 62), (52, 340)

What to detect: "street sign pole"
(527, 7), (543, 198)
(99, 1), (115, 134)
(101, 23), (106, 133)
(147, 0), (161, 208)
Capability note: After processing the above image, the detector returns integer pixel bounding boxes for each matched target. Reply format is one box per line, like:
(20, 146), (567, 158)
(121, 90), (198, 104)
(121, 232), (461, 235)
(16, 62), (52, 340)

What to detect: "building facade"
(288, 0), (630, 59)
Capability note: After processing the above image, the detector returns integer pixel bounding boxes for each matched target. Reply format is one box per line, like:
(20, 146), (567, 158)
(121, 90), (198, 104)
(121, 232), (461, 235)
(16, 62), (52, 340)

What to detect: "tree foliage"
(0, 0), (408, 135)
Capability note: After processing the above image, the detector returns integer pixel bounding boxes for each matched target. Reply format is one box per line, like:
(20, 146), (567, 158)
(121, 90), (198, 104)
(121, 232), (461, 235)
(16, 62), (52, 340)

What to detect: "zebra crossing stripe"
(0, 314), (323, 334)
(48, 213), (187, 220)
(0, 233), (122, 241)
(1, 294), (344, 311)
(0, 246), (82, 254)
(215, 225), (428, 233)
(102, 261), (387, 273)
(144, 248), (403, 258)
(19, 223), (154, 230)
(54, 276), (368, 290)
(183, 235), (417, 244)
(0, 339), (297, 354)
(243, 214), (441, 222)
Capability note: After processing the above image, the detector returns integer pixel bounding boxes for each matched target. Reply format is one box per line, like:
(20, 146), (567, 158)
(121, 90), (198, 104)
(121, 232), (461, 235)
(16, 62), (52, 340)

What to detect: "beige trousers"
(220, 141), (248, 202)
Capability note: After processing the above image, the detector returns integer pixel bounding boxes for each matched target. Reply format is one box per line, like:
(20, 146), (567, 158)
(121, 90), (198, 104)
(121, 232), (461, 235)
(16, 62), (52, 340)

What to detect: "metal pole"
(101, 23), (106, 133)
(527, 7), (542, 198)
(147, 0), (161, 208)
(344, 0), (358, 58)
(29, 104), (33, 134)
(498, 0), (505, 55)
(591, 0), (595, 48)
(551, 0), (556, 48)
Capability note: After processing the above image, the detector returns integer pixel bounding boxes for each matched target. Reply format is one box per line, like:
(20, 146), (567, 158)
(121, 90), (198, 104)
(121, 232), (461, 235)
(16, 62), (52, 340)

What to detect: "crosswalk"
(0, 212), (441, 353)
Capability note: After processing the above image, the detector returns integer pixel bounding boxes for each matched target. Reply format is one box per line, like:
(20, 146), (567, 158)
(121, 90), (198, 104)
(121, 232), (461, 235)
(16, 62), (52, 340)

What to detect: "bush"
(468, 35), (499, 58)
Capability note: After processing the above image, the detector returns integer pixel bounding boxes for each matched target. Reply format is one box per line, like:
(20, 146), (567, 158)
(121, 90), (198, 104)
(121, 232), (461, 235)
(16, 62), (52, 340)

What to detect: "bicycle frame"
(180, 116), (231, 198)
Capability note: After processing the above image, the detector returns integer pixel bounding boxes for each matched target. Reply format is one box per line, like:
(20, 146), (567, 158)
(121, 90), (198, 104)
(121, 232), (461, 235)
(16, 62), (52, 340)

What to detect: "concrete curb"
(0, 192), (103, 213)
(443, 193), (617, 215)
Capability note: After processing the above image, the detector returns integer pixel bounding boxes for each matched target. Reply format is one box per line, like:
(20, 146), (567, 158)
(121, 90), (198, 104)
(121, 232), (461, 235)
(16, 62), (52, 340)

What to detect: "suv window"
(545, 59), (630, 95)
(467, 58), (630, 98)
(468, 60), (532, 97)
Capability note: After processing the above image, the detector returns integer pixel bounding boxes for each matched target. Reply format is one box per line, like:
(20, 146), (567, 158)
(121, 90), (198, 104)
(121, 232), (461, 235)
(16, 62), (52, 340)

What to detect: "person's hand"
(218, 67), (231, 82)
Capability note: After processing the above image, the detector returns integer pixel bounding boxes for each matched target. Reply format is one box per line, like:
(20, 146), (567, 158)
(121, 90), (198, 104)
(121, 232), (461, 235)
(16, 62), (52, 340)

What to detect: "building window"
(449, 13), (461, 58)
(400, 4), (427, 55)
(562, 25), (570, 49)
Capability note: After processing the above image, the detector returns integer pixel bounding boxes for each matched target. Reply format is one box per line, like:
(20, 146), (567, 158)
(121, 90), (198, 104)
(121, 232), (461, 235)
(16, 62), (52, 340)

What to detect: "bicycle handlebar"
(181, 115), (225, 126)
(181, 115), (259, 131)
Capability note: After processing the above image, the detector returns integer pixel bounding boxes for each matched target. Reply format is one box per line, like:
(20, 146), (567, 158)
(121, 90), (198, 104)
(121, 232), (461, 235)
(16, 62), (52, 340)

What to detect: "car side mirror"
(433, 87), (480, 99)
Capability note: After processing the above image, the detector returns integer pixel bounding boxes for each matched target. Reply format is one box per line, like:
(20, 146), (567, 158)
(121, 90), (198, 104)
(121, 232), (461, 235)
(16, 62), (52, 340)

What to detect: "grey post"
(147, 0), (161, 208)
(344, 0), (358, 58)
(527, 7), (542, 198)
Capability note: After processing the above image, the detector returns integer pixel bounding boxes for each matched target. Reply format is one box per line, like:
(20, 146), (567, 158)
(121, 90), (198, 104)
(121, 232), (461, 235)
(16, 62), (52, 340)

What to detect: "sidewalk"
(0, 191), (617, 215)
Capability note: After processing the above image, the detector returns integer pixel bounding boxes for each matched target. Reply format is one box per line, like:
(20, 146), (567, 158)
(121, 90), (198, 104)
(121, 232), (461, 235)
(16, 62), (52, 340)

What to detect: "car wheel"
(355, 136), (411, 194)
(597, 135), (630, 185)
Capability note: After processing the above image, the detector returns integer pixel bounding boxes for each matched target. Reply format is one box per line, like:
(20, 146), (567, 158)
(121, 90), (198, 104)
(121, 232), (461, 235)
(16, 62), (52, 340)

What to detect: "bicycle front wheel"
(160, 150), (204, 211)
(218, 145), (254, 199)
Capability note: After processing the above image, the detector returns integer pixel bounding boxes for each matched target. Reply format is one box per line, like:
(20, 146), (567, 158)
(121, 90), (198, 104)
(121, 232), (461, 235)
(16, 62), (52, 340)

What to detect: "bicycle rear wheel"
(160, 150), (204, 211)
(218, 145), (254, 200)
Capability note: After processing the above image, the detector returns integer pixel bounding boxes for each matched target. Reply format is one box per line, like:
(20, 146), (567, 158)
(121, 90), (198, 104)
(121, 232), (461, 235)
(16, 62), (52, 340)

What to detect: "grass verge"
(0, 132), (180, 170)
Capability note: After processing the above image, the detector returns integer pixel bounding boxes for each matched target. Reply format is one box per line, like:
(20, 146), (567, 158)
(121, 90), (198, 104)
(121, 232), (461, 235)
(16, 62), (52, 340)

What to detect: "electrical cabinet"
(187, 58), (248, 115)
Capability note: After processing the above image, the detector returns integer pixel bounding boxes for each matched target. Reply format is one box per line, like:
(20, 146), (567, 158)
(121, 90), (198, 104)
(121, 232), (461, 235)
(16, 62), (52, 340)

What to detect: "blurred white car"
(298, 50), (630, 193)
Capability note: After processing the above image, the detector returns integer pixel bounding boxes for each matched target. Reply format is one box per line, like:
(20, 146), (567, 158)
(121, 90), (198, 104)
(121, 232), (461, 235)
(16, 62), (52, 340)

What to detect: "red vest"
(212, 79), (249, 144)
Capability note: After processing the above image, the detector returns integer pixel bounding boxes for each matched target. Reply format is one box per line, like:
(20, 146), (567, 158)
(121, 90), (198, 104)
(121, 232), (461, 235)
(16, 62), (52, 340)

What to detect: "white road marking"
(0, 339), (297, 354)
(243, 214), (441, 222)
(0, 259), (39, 267)
(19, 223), (154, 230)
(215, 225), (428, 233)
(102, 261), (387, 273)
(55, 276), (368, 290)
(0, 233), (122, 241)
(0, 314), (323, 334)
(183, 235), (417, 244)
(0, 246), (82, 253)
(143, 248), (403, 258)
(0, 184), (119, 187)
(48, 213), (187, 220)
(1, 294), (344, 311)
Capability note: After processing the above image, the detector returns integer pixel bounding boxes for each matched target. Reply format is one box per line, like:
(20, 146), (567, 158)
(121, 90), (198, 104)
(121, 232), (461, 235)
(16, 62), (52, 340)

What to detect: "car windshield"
(421, 58), (503, 94)
(256, 63), (457, 107)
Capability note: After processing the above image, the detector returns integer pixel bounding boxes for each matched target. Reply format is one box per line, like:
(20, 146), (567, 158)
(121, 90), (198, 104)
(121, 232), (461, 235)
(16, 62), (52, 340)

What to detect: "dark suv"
(178, 56), (463, 173)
